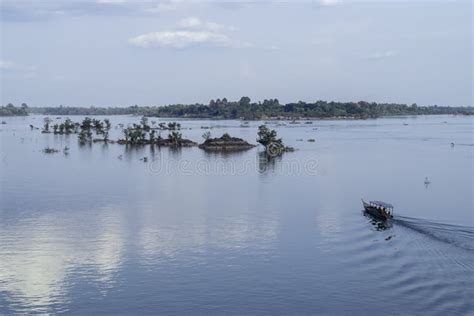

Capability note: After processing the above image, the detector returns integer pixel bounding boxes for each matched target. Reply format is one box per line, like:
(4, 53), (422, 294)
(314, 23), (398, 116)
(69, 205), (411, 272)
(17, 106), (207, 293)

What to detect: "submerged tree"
(42, 117), (52, 133)
(78, 117), (93, 143)
(167, 122), (181, 130)
(202, 131), (211, 140)
(103, 119), (111, 141)
(257, 125), (289, 156)
(168, 131), (182, 146)
(140, 116), (150, 131)
(78, 129), (92, 143)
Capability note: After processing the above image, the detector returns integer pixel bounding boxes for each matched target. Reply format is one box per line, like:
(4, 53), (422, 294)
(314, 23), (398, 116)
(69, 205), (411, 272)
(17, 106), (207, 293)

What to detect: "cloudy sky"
(0, 0), (472, 107)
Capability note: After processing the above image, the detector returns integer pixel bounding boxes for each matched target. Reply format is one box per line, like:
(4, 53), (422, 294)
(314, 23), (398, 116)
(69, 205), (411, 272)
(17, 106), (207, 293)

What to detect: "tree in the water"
(202, 131), (211, 140)
(168, 131), (182, 146)
(257, 125), (286, 156)
(149, 129), (156, 142)
(43, 117), (52, 132)
(103, 119), (111, 141)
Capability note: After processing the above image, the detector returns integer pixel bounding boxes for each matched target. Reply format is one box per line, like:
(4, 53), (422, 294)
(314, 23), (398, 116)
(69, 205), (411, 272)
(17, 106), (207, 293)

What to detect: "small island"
(199, 133), (255, 151)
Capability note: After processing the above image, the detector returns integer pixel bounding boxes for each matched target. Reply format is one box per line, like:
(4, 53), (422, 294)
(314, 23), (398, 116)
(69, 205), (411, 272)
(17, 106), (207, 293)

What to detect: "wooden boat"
(362, 199), (394, 221)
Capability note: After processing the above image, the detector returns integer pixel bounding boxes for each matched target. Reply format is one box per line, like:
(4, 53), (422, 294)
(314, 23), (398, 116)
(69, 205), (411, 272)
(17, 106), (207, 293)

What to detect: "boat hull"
(362, 200), (392, 221)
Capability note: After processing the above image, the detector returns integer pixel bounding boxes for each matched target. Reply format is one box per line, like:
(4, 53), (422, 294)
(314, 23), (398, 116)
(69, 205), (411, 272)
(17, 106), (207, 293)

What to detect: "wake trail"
(393, 215), (474, 251)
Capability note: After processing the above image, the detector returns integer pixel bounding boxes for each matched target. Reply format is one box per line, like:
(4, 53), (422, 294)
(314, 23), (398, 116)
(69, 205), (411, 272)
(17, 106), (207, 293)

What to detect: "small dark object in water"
(307, 139), (316, 142)
(42, 147), (59, 154)
(385, 235), (393, 241)
(1, 121), (6, 125)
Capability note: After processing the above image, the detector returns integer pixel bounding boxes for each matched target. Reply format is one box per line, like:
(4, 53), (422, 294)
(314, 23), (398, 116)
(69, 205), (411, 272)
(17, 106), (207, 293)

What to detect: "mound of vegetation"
(117, 117), (195, 147)
(199, 133), (255, 151)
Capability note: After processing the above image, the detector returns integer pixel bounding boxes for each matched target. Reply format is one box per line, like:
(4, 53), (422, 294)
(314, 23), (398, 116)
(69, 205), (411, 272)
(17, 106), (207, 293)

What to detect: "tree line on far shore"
(0, 103), (29, 116)
(2, 98), (473, 118)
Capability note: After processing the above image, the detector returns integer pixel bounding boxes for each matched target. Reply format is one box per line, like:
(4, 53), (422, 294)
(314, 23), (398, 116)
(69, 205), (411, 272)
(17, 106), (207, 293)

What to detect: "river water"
(0, 115), (472, 314)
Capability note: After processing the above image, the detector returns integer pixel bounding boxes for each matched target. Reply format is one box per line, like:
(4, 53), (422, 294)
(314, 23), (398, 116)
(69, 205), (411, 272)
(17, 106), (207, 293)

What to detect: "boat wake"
(393, 216), (474, 251)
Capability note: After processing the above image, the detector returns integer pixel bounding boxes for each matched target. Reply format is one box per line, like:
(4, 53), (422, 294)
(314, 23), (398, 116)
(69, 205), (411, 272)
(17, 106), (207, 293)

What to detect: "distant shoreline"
(2, 97), (473, 118)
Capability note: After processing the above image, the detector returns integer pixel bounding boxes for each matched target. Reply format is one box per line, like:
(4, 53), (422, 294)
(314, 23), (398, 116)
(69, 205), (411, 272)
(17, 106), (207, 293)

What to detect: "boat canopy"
(369, 201), (394, 209)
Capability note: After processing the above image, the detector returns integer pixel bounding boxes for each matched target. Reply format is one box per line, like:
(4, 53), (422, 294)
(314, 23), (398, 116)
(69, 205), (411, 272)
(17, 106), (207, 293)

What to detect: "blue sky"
(0, 0), (472, 107)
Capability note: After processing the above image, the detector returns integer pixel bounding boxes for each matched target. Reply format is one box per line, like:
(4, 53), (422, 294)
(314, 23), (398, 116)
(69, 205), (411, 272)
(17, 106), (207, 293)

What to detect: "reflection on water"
(257, 151), (282, 174)
(0, 206), (125, 313)
(363, 211), (393, 231)
(0, 115), (473, 314)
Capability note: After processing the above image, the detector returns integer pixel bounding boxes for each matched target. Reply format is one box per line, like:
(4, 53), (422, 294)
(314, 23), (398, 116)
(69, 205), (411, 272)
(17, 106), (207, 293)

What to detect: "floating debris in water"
(42, 147), (59, 154)
(307, 139), (316, 142)
(424, 177), (431, 188)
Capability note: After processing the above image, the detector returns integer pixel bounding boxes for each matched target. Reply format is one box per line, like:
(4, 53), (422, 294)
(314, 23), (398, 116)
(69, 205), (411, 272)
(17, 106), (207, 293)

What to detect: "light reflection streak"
(0, 206), (125, 313)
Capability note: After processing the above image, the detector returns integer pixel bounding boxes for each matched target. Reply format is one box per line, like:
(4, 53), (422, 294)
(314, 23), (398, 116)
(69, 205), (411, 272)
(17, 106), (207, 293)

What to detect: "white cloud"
(129, 17), (242, 49)
(177, 17), (230, 32)
(0, 60), (36, 71)
(178, 17), (202, 29)
(0, 60), (38, 78)
(129, 31), (231, 48)
(97, 0), (127, 4)
(370, 51), (397, 59)
(0, 60), (17, 70)
(144, 0), (187, 13)
(319, 0), (340, 6)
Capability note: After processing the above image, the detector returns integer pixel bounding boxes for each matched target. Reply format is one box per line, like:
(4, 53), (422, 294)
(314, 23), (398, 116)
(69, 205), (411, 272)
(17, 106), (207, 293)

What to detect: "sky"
(0, 0), (472, 107)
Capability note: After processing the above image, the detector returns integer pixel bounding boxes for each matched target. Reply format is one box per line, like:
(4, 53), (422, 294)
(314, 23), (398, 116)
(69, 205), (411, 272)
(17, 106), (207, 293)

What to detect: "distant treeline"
(4, 98), (473, 118)
(0, 103), (29, 116)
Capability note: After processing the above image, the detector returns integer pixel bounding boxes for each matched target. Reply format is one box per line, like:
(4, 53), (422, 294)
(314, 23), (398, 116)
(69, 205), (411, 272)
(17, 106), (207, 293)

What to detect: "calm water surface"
(0, 115), (473, 314)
